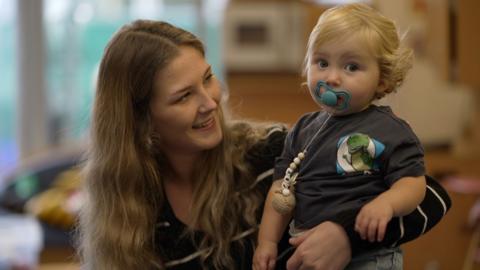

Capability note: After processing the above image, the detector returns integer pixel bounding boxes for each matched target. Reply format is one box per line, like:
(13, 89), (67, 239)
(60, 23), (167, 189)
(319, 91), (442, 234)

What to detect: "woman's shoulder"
(244, 123), (287, 173)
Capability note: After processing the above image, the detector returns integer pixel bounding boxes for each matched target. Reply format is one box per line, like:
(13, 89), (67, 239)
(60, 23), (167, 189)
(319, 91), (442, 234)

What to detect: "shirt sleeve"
(273, 128), (296, 180)
(383, 121), (426, 185)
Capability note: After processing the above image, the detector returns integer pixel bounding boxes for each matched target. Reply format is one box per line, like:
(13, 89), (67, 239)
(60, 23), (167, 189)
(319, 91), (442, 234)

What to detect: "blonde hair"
(78, 20), (271, 269)
(304, 3), (413, 96)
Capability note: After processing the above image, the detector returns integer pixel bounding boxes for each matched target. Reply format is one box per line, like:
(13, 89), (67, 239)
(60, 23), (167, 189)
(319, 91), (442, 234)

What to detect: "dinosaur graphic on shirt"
(336, 133), (385, 174)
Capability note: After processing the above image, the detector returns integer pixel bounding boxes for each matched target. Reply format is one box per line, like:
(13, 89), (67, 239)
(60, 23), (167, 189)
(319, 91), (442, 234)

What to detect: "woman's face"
(150, 46), (223, 156)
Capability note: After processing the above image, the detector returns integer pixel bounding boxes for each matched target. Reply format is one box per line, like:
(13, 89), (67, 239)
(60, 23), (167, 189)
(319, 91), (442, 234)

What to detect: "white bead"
(289, 163), (297, 170)
(294, 157), (301, 165)
(282, 188), (290, 196)
(298, 152), (305, 159)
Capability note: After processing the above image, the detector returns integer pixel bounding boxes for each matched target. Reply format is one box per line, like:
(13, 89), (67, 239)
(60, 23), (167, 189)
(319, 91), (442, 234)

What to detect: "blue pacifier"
(314, 81), (351, 110)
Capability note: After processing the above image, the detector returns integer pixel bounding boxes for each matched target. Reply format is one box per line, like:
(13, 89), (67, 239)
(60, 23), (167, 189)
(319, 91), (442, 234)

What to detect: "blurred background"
(0, 0), (479, 269)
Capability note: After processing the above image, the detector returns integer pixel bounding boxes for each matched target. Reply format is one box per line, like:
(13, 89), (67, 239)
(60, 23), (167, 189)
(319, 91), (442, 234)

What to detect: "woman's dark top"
(154, 128), (451, 269)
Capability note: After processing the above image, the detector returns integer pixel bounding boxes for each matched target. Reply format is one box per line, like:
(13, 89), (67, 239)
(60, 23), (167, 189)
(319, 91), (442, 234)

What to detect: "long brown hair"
(78, 20), (268, 269)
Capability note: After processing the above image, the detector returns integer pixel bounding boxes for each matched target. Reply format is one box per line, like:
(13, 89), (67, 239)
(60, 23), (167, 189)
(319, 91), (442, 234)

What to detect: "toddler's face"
(306, 34), (386, 116)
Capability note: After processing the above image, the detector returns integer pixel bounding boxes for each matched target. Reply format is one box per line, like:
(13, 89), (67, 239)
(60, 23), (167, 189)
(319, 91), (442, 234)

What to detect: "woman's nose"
(198, 88), (218, 113)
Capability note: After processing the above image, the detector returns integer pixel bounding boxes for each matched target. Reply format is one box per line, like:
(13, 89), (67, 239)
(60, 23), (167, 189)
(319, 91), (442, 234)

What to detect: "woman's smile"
(193, 116), (215, 130)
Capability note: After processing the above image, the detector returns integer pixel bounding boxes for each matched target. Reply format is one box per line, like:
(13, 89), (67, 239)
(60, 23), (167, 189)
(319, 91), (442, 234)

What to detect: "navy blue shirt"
(274, 105), (425, 230)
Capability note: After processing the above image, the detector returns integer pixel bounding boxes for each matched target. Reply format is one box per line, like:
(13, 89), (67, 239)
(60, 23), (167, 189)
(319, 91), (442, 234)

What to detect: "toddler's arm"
(355, 175), (427, 242)
(253, 180), (292, 270)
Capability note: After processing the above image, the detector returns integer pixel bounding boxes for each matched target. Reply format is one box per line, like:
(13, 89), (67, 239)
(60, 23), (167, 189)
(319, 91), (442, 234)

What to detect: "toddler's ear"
(375, 80), (389, 99)
(374, 80), (390, 99)
(378, 79), (388, 92)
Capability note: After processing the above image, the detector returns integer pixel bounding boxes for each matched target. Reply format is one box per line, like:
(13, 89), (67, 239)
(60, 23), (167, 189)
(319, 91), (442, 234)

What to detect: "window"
(0, 0), (17, 176)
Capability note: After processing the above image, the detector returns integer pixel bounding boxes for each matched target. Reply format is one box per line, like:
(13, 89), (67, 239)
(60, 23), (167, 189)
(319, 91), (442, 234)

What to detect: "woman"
(78, 20), (450, 269)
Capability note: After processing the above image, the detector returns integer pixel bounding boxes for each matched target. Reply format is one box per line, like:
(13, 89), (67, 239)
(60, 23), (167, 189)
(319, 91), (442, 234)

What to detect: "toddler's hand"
(253, 241), (277, 270)
(355, 198), (393, 242)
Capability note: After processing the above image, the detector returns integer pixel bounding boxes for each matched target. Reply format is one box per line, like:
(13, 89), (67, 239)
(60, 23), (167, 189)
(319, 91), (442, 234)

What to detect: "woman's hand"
(286, 221), (351, 270)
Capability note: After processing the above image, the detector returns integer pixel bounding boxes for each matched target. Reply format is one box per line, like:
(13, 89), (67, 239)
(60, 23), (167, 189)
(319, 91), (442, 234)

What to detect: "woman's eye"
(345, 63), (359, 72)
(178, 92), (191, 102)
(204, 73), (214, 83)
(317, 60), (328, 69)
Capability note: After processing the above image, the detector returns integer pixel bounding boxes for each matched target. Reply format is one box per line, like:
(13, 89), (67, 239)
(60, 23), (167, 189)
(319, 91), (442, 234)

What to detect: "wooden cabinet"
(226, 72), (318, 125)
(457, 0), (480, 89)
(431, 0), (480, 89)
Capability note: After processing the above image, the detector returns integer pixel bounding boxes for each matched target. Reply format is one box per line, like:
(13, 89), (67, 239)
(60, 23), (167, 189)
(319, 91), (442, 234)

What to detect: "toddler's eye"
(345, 63), (359, 72)
(317, 59), (328, 69)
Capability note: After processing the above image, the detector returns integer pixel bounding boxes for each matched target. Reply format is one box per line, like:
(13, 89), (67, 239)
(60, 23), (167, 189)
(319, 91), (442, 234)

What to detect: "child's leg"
(344, 247), (402, 270)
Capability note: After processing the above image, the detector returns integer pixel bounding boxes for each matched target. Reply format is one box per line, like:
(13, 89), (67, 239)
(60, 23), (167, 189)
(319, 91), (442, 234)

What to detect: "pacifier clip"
(272, 114), (332, 215)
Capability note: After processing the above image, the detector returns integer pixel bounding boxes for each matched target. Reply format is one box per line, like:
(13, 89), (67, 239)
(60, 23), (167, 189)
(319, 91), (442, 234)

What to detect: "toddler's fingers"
(377, 219), (388, 241)
(268, 258), (276, 270)
(367, 219), (378, 242)
(355, 216), (367, 240)
(253, 258), (265, 270)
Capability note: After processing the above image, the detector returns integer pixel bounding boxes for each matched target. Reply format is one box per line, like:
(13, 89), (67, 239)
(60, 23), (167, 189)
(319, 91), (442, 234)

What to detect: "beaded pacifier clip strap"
(272, 114), (332, 215)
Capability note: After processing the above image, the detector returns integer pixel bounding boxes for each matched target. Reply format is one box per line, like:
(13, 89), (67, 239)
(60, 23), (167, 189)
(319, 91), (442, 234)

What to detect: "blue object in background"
(0, 140), (18, 191)
(0, 2), (17, 182)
